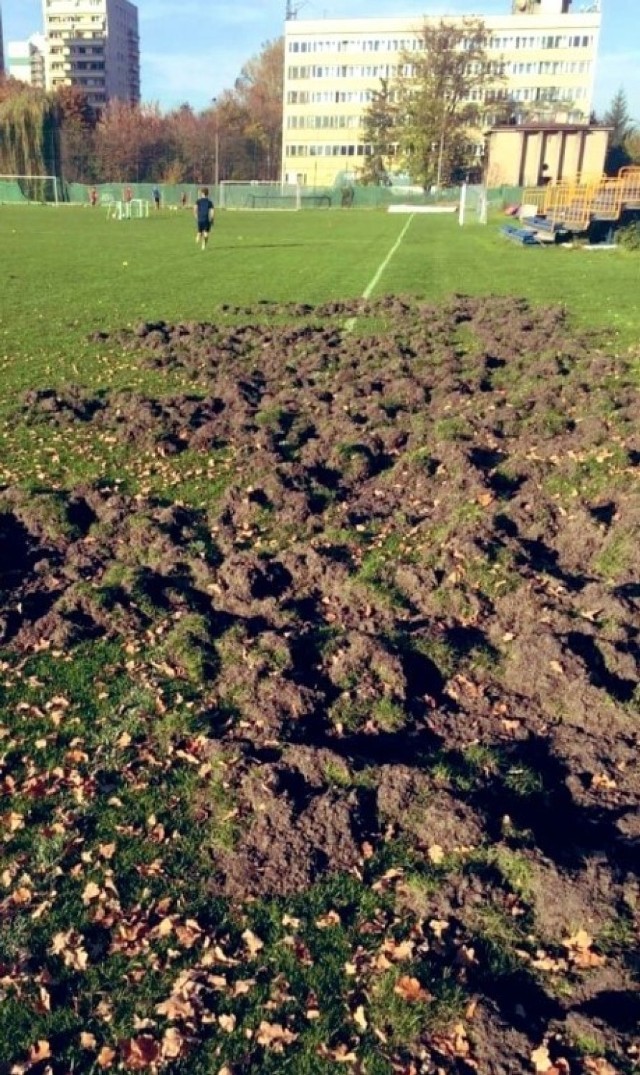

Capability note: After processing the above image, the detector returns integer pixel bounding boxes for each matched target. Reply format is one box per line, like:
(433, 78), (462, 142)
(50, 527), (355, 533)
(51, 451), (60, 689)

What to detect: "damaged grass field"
(1, 206), (639, 1075)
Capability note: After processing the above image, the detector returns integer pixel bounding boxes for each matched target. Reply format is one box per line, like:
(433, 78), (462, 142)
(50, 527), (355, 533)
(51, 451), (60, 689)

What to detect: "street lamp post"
(436, 125), (445, 189)
(211, 97), (220, 189)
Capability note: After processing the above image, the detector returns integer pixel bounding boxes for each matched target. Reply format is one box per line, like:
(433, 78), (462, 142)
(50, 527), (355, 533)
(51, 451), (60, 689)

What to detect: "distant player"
(194, 186), (215, 250)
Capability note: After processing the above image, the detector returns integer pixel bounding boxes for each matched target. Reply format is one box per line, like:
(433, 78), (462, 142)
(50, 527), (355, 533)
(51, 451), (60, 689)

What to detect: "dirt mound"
(3, 296), (639, 1072)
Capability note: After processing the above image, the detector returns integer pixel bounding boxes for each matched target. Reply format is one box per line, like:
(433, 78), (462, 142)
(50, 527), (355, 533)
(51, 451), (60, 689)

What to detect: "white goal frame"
(458, 182), (488, 226)
(219, 180), (303, 211)
(107, 198), (150, 220)
(0, 174), (60, 205)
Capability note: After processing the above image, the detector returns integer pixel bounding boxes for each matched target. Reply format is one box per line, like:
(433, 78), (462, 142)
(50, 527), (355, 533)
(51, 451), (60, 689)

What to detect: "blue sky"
(2, 1), (638, 117)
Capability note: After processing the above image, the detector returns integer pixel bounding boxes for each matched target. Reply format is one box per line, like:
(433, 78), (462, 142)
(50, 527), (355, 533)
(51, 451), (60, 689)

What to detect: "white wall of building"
(282, 6), (601, 186)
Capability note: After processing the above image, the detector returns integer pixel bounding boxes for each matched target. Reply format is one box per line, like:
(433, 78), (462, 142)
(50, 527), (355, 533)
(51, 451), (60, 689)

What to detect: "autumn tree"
(55, 85), (97, 182)
(233, 38), (283, 179)
(395, 18), (497, 189)
(361, 79), (398, 185)
(93, 101), (177, 182)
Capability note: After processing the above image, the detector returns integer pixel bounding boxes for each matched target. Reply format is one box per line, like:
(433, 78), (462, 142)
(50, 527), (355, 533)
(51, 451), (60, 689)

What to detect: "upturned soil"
(2, 295), (639, 1074)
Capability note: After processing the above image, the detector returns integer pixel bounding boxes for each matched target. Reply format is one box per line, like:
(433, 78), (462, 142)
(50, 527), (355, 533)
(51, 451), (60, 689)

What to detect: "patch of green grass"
(367, 968), (435, 1048)
(593, 531), (634, 581)
(544, 444), (629, 503)
(433, 415), (473, 441)
(372, 696), (407, 731)
(322, 759), (355, 787)
(482, 847), (535, 900)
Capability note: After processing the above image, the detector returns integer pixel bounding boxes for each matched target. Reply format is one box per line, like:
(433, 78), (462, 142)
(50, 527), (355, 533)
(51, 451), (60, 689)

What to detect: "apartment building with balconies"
(42, 0), (140, 109)
(6, 35), (47, 89)
(282, 0), (601, 186)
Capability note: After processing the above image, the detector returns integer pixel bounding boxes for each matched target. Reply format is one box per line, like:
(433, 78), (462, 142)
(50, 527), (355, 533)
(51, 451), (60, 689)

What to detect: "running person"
(194, 186), (215, 250)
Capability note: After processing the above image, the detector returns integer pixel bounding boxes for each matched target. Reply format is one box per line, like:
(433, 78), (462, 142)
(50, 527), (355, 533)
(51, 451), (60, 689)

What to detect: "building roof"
(488, 123), (613, 133)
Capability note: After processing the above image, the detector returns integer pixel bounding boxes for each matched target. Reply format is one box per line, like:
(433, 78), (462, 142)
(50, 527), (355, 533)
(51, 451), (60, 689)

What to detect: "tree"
(603, 88), (637, 175)
(55, 85), (97, 183)
(604, 88), (636, 148)
(361, 79), (398, 185)
(0, 82), (59, 185)
(624, 129), (640, 165)
(394, 18), (498, 189)
(93, 102), (176, 182)
(233, 38), (284, 180)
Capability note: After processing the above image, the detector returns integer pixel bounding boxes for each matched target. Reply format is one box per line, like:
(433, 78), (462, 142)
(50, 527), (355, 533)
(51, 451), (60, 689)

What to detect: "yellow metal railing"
(542, 180), (594, 230)
(521, 166), (639, 231)
(522, 187), (547, 211)
(592, 177), (624, 220)
(620, 166), (640, 206)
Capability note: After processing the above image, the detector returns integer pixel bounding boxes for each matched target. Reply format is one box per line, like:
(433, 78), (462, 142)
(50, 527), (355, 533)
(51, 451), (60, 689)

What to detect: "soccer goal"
(458, 183), (488, 226)
(0, 175), (60, 205)
(219, 180), (302, 211)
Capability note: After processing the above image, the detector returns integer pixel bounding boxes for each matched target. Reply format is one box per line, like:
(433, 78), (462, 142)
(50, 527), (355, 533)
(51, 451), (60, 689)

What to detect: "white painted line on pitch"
(344, 213), (415, 332)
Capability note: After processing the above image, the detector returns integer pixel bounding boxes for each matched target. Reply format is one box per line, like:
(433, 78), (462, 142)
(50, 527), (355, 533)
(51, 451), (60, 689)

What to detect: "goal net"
(458, 183), (488, 226)
(0, 175), (60, 205)
(219, 181), (302, 211)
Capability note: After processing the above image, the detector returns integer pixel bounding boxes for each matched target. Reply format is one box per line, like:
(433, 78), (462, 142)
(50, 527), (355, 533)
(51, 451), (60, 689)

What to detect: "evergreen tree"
(603, 88), (637, 174)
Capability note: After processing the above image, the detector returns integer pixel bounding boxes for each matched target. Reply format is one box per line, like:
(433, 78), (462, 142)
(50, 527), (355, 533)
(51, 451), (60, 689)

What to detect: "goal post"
(219, 180), (302, 211)
(458, 182), (488, 226)
(0, 175), (60, 205)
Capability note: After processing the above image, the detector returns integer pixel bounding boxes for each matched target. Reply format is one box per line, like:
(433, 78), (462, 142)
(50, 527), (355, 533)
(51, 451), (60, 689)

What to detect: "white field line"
(344, 213), (415, 332)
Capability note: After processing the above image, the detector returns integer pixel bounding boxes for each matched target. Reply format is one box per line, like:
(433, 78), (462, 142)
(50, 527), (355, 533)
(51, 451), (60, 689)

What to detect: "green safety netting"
(1, 178), (524, 209)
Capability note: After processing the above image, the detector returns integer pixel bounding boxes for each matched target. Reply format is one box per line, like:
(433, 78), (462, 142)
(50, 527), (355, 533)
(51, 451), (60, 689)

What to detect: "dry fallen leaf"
(315, 910), (341, 928)
(394, 976), (432, 1003)
(161, 1027), (185, 1060)
(591, 772), (617, 791)
(563, 929), (606, 967)
(353, 1004), (368, 1030)
(531, 1044), (552, 1073)
(97, 1046), (117, 1069)
(584, 1059), (619, 1075)
(82, 880), (101, 904)
(428, 844), (445, 865)
(120, 1035), (160, 1070)
(28, 1041), (51, 1063)
(255, 1021), (298, 1051)
(241, 929), (264, 957)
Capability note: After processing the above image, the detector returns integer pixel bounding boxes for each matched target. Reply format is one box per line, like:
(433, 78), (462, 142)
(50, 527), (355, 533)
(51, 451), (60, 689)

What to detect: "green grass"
(2, 206), (640, 372)
(1, 203), (638, 1074)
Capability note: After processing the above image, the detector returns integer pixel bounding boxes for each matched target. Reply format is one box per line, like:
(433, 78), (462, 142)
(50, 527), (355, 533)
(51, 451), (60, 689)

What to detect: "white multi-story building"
(282, 0), (601, 186)
(6, 35), (47, 88)
(42, 0), (140, 108)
